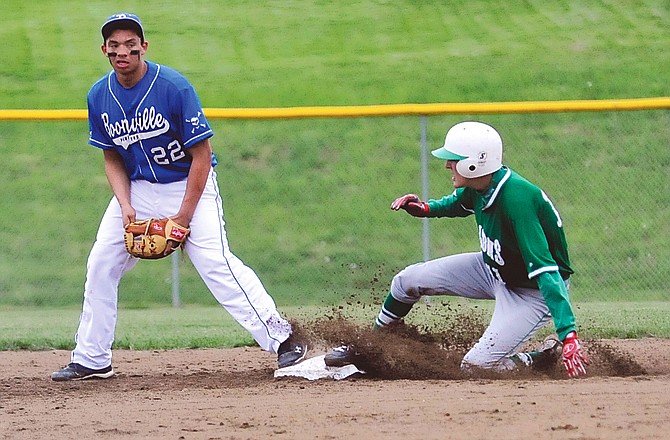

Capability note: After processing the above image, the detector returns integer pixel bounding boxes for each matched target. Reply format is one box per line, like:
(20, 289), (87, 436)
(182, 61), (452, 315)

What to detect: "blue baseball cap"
(101, 13), (144, 41)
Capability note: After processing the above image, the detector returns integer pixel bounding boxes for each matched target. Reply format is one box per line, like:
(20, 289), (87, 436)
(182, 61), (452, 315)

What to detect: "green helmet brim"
(431, 147), (468, 161)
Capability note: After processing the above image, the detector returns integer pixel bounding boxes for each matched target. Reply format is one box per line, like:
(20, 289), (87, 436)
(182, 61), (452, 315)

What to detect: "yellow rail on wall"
(1, 97), (669, 121)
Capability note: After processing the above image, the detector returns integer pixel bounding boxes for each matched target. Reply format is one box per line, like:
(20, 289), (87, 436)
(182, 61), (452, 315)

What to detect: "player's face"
(446, 160), (468, 188)
(102, 29), (147, 76)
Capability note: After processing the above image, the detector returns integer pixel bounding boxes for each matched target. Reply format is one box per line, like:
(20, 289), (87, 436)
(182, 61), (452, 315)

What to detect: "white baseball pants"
(71, 169), (292, 369)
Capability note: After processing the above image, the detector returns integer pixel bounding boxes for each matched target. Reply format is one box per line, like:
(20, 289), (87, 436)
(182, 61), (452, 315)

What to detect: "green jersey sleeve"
(536, 271), (576, 340)
(426, 188), (475, 218)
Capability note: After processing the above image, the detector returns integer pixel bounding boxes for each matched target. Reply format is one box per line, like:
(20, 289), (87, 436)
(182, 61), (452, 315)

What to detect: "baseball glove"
(124, 218), (190, 259)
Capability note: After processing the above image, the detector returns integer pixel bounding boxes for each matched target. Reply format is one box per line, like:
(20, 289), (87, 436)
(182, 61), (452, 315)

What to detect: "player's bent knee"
(390, 272), (423, 304)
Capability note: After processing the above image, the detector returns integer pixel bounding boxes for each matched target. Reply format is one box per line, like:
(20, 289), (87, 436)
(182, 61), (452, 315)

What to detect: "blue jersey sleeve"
(159, 65), (213, 149)
(175, 87), (213, 148)
(87, 75), (115, 149)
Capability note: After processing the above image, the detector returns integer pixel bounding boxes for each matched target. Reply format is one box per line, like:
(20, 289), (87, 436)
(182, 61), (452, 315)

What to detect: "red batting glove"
(390, 194), (430, 217)
(562, 331), (588, 378)
(391, 194), (419, 210)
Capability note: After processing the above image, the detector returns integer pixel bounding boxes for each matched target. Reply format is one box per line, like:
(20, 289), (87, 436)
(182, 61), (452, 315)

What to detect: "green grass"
(1, 1), (670, 348)
(1, 1), (668, 108)
(1, 301), (668, 351)
(0, 306), (249, 350)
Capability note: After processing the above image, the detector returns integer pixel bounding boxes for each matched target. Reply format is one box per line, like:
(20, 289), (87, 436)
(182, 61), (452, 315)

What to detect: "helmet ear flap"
(456, 158), (479, 177)
(455, 150), (491, 178)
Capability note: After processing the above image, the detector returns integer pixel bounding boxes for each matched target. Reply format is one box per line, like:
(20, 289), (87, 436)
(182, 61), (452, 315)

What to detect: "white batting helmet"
(431, 121), (503, 178)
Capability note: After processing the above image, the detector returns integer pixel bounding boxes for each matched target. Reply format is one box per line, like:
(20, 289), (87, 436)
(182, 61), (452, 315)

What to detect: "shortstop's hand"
(562, 331), (588, 378)
(121, 205), (137, 227)
(391, 194), (430, 217)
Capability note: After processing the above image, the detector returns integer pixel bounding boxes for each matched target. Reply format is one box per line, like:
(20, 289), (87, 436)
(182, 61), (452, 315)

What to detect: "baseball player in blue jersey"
(52, 13), (306, 381)
(326, 121), (588, 378)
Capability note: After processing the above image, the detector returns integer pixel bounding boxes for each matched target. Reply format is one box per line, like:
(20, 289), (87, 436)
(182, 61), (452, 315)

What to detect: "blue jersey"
(88, 61), (216, 183)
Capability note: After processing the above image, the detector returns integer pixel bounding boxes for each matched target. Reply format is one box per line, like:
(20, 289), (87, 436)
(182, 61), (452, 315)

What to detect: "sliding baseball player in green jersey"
(326, 121), (588, 378)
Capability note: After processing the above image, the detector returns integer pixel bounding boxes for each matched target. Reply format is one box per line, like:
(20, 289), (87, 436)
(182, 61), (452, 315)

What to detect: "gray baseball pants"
(391, 252), (555, 371)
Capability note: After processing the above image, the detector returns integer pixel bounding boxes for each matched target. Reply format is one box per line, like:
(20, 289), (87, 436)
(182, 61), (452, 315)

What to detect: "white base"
(274, 355), (364, 381)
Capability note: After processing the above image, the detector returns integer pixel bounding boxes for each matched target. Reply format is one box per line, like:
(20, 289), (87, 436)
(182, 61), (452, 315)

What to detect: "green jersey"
(426, 166), (573, 289)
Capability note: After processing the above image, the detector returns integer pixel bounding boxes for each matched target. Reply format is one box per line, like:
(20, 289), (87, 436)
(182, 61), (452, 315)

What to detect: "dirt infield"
(2, 338), (670, 440)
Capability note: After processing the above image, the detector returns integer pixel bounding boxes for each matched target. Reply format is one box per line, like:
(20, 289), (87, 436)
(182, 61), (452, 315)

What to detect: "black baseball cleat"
(51, 362), (114, 381)
(324, 345), (359, 368)
(277, 337), (307, 368)
(530, 336), (563, 371)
